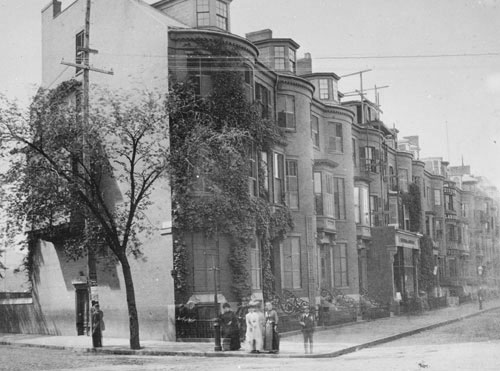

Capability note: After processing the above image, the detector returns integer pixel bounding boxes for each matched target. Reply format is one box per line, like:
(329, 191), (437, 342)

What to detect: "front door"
(74, 284), (89, 335)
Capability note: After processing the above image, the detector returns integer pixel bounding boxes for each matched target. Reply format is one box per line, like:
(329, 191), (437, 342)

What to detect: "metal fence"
(175, 319), (215, 339)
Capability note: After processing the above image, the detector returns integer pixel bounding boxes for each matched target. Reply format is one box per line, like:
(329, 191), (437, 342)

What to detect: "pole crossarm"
(60, 60), (114, 75)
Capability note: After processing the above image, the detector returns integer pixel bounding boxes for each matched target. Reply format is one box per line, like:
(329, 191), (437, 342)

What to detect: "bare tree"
(0, 83), (169, 349)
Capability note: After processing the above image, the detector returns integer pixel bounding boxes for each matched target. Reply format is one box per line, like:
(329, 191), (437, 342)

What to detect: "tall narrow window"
(255, 83), (271, 118)
(311, 115), (320, 147)
(356, 105), (363, 124)
(248, 143), (258, 197)
(370, 195), (379, 226)
(361, 146), (378, 173)
(75, 30), (85, 75)
(319, 79), (329, 100)
(389, 166), (396, 190)
(324, 174), (335, 217)
(282, 237), (301, 289)
(288, 48), (296, 73)
(434, 189), (442, 206)
(425, 216), (431, 236)
(286, 160), (299, 209)
(399, 168), (408, 193)
(196, 0), (210, 27)
(354, 185), (369, 225)
(403, 204), (410, 230)
(241, 65), (253, 101)
(216, 0), (228, 30)
(445, 194), (454, 211)
(260, 152), (269, 200)
(334, 177), (346, 220)
(447, 224), (456, 241)
(333, 243), (348, 287)
(328, 122), (343, 152)
(259, 47), (271, 67)
(314, 172), (323, 215)
(352, 138), (357, 167)
(435, 219), (443, 240)
(274, 46), (286, 70)
(277, 95), (295, 130)
(273, 153), (284, 204)
(354, 187), (360, 223)
(250, 240), (261, 289)
(361, 187), (369, 225)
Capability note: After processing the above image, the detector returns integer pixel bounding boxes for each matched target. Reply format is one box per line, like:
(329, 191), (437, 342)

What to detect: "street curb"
(1, 306), (499, 359)
(305, 305), (500, 359)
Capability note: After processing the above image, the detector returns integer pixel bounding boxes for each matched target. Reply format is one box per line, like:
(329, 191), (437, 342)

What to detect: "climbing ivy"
(418, 234), (435, 293)
(168, 39), (293, 301)
(402, 182), (422, 233)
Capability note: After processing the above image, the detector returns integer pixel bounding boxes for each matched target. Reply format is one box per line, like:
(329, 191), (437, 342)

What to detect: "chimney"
(53, 0), (62, 17)
(297, 53), (312, 76)
(246, 29), (273, 43)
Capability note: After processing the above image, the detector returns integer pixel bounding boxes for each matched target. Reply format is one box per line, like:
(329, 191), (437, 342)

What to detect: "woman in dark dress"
(263, 301), (279, 353)
(220, 302), (241, 350)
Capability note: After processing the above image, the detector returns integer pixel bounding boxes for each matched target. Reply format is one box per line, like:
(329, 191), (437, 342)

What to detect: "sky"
(1, 0), (500, 186)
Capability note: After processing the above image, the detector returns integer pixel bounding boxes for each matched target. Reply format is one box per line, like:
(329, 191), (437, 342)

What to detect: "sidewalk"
(1, 299), (499, 359)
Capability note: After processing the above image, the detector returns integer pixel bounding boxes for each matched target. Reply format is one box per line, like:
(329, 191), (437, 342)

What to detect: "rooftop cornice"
(277, 75), (315, 95)
(311, 99), (355, 120)
(397, 150), (414, 160)
(300, 72), (341, 81)
(169, 28), (259, 58)
(252, 38), (300, 49)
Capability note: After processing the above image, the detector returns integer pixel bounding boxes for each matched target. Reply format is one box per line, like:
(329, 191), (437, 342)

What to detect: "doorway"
(74, 283), (89, 335)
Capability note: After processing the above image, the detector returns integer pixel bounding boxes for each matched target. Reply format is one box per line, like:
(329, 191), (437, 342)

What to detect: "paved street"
(1, 308), (500, 370)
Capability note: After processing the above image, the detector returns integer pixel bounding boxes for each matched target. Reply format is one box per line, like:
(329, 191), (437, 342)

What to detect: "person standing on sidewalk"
(220, 303), (241, 350)
(299, 306), (315, 354)
(91, 302), (104, 348)
(245, 301), (263, 353)
(263, 301), (279, 353)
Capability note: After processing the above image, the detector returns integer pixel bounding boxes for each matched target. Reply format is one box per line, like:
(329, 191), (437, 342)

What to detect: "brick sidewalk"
(1, 298), (499, 358)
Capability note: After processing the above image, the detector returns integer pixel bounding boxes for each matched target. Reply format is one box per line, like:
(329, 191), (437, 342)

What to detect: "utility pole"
(60, 0), (113, 336)
(209, 254), (222, 351)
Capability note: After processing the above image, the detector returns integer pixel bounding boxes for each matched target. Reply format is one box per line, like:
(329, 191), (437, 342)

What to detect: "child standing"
(299, 306), (315, 354)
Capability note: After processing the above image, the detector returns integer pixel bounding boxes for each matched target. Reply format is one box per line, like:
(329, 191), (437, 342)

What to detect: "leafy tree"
(0, 83), (169, 349)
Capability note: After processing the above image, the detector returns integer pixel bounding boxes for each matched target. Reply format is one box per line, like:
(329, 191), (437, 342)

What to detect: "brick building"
(2, 0), (500, 341)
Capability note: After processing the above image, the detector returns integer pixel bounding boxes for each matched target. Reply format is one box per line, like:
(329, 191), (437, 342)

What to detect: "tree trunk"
(120, 255), (141, 349)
